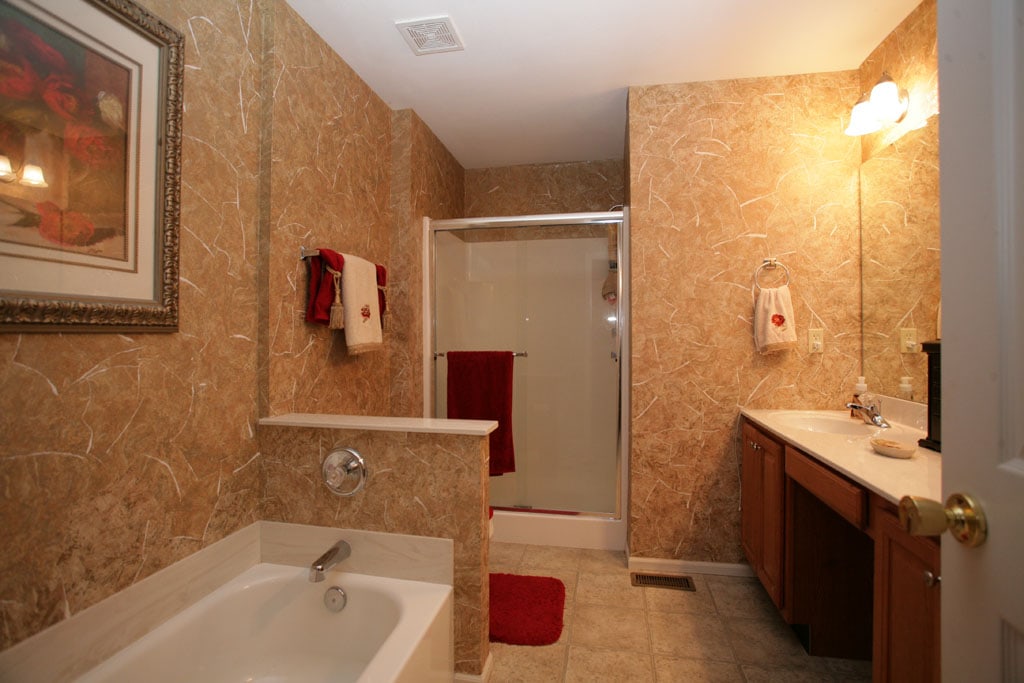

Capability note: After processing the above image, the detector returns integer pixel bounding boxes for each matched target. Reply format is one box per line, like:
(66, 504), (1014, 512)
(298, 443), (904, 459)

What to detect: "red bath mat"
(489, 573), (565, 646)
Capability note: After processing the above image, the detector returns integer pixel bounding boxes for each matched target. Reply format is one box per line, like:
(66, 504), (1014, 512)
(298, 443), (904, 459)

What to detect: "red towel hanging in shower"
(446, 351), (516, 476)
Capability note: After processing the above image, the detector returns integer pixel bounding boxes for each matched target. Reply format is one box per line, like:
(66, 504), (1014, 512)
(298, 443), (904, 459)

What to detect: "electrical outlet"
(808, 328), (824, 354)
(900, 328), (918, 353)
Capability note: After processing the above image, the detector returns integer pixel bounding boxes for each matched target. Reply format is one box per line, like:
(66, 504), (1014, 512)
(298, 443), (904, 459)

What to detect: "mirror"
(860, 115), (940, 403)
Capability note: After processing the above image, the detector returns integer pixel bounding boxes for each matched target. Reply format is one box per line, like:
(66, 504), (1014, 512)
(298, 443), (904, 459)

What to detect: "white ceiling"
(285, 0), (921, 169)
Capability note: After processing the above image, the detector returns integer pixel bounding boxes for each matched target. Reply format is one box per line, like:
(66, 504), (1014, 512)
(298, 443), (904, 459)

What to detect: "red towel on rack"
(376, 263), (387, 327)
(446, 351), (516, 476)
(305, 249), (345, 325)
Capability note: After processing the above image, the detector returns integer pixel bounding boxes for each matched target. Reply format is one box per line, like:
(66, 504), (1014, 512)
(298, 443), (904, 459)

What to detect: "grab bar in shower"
(433, 351), (527, 359)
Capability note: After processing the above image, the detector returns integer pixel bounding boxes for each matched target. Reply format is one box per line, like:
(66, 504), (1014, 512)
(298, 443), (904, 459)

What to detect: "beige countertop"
(740, 408), (942, 505)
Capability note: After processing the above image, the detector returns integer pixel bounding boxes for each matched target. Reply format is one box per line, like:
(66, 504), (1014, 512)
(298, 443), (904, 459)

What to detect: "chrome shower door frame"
(423, 209), (630, 531)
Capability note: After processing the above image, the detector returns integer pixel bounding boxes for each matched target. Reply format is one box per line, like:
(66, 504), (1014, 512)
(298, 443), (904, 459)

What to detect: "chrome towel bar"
(433, 351), (527, 358)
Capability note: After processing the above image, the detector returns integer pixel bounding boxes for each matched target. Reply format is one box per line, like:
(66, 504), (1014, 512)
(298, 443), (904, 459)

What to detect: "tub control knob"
(323, 447), (368, 497)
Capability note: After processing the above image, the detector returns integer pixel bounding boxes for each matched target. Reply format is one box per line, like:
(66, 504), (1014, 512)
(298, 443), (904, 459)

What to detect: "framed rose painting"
(0, 0), (182, 332)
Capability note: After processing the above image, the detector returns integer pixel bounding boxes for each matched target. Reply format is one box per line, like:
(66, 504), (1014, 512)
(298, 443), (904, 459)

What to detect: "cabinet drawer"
(785, 446), (867, 528)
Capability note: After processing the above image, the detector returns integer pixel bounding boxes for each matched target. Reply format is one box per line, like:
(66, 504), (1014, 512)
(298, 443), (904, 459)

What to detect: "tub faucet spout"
(309, 540), (351, 582)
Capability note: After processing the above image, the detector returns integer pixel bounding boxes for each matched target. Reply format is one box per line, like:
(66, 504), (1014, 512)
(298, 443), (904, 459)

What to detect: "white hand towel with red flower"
(754, 284), (797, 353)
(341, 253), (383, 354)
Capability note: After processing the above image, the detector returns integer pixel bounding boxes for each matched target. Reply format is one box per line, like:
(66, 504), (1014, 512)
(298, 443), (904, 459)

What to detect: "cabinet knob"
(923, 570), (941, 587)
(898, 493), (987, 547)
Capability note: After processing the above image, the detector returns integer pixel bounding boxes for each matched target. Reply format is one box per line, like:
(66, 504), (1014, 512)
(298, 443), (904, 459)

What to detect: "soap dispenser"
(852, 376), (868, 417)
(899, 376), (914, 401)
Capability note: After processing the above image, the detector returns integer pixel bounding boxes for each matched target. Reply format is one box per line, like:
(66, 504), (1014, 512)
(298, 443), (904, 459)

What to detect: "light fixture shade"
(0, 155), (14, 180)
(844, 94), (882, 136)
(19, 163), (48, 187)
(869, 73), (908, 122)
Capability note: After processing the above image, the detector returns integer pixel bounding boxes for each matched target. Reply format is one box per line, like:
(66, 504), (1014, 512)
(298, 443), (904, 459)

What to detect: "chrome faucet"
(309, 540), (351, 582)
(846, 402), (891, 429)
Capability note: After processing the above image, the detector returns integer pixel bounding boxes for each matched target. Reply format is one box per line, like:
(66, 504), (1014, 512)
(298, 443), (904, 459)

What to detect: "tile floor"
(487, 542), (872, 683)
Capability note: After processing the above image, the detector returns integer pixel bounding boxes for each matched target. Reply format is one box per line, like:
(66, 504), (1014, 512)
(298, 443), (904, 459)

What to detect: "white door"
(939, 1), (1024, 680)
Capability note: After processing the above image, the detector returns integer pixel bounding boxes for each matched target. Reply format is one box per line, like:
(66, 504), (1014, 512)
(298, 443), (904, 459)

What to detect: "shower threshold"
(490, 506), (625, 550)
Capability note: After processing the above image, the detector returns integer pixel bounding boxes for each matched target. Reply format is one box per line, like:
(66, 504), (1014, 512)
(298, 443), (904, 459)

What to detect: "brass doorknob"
(898, 493), (987, 547)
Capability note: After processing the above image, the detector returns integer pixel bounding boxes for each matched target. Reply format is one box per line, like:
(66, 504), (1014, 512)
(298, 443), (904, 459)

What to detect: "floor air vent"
(630, 573), (696, 591)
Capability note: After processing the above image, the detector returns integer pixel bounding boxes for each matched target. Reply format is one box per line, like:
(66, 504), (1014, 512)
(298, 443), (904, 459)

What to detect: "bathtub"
(75, 563), (453, 683)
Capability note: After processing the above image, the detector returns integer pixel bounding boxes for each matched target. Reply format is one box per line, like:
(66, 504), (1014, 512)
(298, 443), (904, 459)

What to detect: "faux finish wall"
(0, 0), (264, 649)
(465, 159), (625, 217)
(264, 0), (394, 417)
(627, 73), (863, 561)
(389, 110), (465, 418)
(859, 0), (939, 399)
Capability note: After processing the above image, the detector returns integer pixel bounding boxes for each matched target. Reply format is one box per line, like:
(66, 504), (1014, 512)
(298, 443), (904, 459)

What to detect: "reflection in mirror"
(860, 115), (940, 402)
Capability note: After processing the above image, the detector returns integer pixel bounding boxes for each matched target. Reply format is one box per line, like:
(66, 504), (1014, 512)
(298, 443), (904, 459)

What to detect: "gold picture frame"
(0, 0), (182, 332)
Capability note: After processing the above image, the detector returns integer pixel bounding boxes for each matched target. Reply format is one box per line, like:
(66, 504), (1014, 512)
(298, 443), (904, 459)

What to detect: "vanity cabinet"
(739, 415), (940, 679)
(784, 446), (874, 659)
(740, 420), (785, 609)
(871, 496), (941, 683)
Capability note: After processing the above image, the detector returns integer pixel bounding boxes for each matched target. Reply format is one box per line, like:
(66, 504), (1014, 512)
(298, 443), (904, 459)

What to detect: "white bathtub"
(75, 563), (453, 683)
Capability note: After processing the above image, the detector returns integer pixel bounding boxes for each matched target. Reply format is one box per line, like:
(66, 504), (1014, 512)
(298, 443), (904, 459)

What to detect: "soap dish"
(870, 436), (917, 459)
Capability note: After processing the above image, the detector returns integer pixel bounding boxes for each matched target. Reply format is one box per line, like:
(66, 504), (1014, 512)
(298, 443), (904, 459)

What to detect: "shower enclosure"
(426, 211), (629, 550)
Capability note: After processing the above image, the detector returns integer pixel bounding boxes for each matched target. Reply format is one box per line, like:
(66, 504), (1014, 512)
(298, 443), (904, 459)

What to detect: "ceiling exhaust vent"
(396, 16), (464, 55)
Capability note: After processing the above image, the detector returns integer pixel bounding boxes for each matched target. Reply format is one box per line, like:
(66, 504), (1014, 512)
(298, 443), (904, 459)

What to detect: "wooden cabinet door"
(872, 496), (941, 683)
(740, 421), (764, 568)
(740, 420), (784, 608)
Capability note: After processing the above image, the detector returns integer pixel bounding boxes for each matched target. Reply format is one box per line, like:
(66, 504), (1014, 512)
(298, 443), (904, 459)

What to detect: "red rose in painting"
(36, 201), (95, 246)
(0, 58), (37, 100)
(771, 314), (786, 327)
(40, 73), (79, 120)
(361, 305), (371, 321)
(64, 122), (118, 168)
(0, 18), (68, 73)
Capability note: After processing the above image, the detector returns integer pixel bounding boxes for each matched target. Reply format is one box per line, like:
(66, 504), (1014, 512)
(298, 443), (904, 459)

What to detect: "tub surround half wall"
(0, 522), (453, 682)
(258, 418), (491, 676)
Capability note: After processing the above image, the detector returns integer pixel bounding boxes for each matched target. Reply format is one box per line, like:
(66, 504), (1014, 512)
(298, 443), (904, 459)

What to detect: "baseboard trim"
(454, 653), (493, 682)
(627, 556), (755, 578)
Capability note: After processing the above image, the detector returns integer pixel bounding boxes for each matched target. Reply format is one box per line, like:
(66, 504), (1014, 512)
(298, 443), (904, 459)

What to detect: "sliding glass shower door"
(433, 223), (621, 515)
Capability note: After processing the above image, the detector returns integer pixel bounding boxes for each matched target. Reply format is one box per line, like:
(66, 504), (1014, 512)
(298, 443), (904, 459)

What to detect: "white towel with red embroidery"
(341, 254), (383, 354)
(754, 285), (797, 353)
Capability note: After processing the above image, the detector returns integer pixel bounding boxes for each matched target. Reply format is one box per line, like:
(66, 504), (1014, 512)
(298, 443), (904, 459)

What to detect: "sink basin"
(772, 411), (875, 436)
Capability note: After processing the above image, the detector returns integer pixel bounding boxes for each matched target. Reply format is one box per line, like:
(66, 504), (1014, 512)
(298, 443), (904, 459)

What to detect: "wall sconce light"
(844, 93), (882, 136)
(844, 72), (910, 136)
(0, 155), (16, 182)
(0, 154), (48, 187)
(869, 72), (909, 123)
(19, 164), (48, 187)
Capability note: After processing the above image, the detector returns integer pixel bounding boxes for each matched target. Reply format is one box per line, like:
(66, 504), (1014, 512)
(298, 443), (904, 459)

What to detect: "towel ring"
(754, 258), (791, 290)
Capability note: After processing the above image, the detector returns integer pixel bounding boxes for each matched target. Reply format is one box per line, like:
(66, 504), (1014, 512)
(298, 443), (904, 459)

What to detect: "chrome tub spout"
(309, 540), (351, 582)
